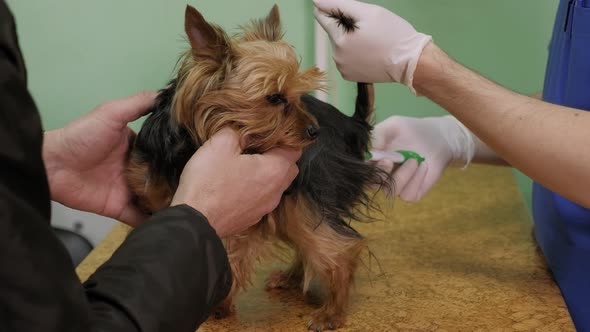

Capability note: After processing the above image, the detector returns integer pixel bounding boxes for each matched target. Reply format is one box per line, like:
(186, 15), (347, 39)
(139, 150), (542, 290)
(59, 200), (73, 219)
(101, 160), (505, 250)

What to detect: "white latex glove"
(371, 115), (476, 202)
(313, 0), (432, 92)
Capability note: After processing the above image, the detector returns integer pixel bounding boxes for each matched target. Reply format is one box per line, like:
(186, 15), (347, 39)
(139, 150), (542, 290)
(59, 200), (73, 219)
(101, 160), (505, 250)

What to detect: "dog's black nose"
(306, 125), (319, 139)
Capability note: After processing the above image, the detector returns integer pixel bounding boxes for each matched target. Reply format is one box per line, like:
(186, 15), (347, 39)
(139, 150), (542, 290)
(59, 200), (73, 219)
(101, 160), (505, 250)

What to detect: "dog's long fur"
(127, 5), (390, 331)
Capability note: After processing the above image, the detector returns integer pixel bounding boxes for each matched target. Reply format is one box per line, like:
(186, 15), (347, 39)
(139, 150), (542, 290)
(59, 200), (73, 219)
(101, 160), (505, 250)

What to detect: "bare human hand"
(43, 92), (157, 226)
(171, 128), (302, 237)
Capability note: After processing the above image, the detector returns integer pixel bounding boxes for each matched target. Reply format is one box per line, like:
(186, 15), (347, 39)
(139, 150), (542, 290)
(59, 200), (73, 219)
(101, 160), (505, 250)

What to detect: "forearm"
(462, 90), (543, 165)
(1, 3), (231, 330)
(415, 43), (590, 207)
(85, 205), (232, 332)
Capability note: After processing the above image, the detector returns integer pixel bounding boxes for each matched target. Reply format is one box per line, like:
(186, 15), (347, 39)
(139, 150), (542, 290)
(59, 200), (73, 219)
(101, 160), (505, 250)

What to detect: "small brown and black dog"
(127, 4), (390, 331)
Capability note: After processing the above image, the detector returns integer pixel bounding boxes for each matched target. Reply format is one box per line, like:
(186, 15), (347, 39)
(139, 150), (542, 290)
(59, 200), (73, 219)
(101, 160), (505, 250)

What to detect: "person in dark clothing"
(0, 2), (301, 331)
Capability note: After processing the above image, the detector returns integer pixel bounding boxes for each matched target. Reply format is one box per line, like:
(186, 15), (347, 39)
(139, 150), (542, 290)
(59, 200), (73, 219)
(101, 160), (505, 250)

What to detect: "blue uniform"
(533, 0), (590, 330)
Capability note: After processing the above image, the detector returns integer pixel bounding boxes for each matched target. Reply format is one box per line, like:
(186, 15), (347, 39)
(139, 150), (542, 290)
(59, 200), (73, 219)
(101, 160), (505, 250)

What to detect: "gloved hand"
(371, 115), (476, 202)
(313, 0), (432, 92)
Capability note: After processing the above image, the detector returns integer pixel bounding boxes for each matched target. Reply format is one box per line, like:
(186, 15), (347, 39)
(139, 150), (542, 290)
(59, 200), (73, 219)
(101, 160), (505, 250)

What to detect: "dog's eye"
(266, 93), (287, 105)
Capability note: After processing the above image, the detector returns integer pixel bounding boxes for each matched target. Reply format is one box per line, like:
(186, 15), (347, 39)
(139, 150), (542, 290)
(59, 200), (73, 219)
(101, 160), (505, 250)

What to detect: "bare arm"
(414, 43), (590, 207)
(468, 92), (543, 165)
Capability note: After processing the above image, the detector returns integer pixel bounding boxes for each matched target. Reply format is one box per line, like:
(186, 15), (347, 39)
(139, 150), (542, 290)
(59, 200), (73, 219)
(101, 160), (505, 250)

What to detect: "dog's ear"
(185, 5), (232, 56)
(185, 5), (216, 50)
(293, 67), (327, 95)
(240, 4), (284, 42)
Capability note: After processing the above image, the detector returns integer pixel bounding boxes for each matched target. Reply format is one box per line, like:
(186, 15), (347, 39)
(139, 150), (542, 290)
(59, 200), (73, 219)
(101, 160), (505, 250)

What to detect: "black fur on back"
(292, 84), (388, 238)
(131, 82), (389, 237)
(132, 80), (196, 190)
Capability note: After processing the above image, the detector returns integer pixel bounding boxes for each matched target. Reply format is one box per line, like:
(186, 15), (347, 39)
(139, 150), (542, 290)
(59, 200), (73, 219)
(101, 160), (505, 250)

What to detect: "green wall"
(8, 0), (559, 214)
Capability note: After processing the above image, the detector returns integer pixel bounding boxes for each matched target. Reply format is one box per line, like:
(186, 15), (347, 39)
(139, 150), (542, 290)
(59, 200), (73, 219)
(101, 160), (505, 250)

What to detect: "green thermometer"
(366, 150), (425, 164)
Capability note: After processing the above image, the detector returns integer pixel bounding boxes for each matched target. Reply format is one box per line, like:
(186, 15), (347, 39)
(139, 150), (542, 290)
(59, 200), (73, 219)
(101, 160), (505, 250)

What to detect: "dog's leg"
(214, 221), (272, 319)
(266, 258), (304, 290)
(278, 195), (366, 331)
(304, 231), (365, 331)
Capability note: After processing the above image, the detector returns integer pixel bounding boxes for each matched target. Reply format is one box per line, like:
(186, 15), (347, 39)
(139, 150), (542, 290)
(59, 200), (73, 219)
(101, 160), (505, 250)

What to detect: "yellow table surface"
(76, 165), (574, 331)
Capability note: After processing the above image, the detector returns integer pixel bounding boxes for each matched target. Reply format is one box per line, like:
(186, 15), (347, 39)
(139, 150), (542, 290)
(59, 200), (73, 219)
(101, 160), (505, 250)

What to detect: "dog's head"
(172, 5), (325, 153)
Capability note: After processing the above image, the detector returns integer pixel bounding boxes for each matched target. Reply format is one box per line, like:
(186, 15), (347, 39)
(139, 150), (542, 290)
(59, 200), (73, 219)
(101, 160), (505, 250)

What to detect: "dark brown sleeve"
(0, 2), (231, 331)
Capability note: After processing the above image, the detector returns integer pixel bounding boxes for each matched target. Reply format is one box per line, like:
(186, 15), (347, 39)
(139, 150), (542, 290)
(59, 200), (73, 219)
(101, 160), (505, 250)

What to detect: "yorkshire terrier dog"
(127, 5), (390, 331)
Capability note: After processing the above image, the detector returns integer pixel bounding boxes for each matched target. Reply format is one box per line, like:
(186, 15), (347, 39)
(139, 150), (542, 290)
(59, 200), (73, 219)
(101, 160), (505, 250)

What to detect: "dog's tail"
(352, 82), (375, 124)
(351, 82), (395, 215)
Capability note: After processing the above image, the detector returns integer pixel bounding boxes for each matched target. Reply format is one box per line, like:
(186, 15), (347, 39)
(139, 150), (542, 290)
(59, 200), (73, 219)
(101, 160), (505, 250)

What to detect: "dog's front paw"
(265, 270), (301, 290)
(307, 311), (345, 331)
(213, 303), (235, 319)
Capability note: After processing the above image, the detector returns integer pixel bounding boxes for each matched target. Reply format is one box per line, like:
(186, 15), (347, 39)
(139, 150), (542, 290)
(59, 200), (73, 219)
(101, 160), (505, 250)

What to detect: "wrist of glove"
(440, 116), (476, 168)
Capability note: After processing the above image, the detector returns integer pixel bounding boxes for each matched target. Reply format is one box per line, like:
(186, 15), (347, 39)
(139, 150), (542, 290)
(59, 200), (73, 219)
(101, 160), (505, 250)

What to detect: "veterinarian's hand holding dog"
(313, 0), (431, 92)
(43, 92), (156, 227)
(171, 128), (301, 237)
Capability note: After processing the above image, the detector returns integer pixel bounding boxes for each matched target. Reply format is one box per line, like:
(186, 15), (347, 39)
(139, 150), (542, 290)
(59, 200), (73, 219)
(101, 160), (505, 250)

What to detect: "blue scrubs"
(533, 0), (590, 330)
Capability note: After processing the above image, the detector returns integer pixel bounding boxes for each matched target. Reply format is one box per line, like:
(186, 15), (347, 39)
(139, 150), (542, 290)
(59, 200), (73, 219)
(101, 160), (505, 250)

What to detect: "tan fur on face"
(172, 5), (325, 154)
